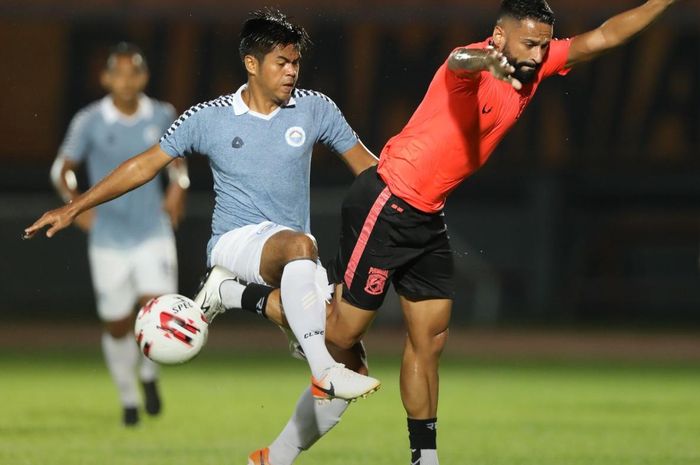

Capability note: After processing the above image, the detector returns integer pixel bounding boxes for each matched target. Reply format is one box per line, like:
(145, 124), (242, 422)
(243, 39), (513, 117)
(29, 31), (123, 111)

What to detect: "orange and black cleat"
(248, 447), (272, 465)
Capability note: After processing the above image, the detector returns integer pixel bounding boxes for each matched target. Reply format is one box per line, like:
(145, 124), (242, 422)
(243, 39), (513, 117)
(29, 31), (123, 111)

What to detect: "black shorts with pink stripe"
(327, 166), (454, 311)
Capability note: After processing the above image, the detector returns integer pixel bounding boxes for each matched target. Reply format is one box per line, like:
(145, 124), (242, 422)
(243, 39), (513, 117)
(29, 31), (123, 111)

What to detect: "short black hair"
(239, 8), (311, 62)
(106, 42), (148, 72)
(498, 0), (555, 25)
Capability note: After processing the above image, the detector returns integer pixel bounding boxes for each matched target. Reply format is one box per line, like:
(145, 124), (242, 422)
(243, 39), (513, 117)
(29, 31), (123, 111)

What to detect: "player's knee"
(326, 313), (363, 350)
(412, 327), (449, 359)
(283, 233), (318, 262)
(105, 317), (132, 338)
(432, 328), (449, 356)
(325, 308), (365, 350)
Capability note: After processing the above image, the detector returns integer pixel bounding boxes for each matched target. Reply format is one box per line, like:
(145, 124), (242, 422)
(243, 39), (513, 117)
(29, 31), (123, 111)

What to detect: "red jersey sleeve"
(540, 38), (572, 78)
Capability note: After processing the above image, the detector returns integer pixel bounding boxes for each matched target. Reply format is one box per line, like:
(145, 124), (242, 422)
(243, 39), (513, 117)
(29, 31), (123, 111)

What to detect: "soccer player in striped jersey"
(25, 9), (380, 405)
(49, 43), (188, 426)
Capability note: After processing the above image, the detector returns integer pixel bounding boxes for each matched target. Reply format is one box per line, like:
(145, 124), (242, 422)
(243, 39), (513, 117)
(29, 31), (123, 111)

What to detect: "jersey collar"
(232, 84), (297, 120)
(100, 94), (153, 125)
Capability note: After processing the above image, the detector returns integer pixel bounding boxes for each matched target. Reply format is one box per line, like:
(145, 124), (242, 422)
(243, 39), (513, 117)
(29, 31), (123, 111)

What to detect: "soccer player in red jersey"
(315, 1), (679, 465)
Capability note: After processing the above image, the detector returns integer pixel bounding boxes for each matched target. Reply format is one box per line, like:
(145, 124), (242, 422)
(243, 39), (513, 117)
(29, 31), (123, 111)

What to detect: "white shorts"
(210, 221), (332, 299)
(88, 234), (178, 322)
(210, 222), (293, 285)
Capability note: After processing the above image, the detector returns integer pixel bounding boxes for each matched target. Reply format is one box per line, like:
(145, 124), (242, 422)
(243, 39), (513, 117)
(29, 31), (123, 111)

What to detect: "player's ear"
(99, 70), (111, 91)
(136, 70), (149, 90)
(244, 55), (258, 76)
(492, 25), (506, 50)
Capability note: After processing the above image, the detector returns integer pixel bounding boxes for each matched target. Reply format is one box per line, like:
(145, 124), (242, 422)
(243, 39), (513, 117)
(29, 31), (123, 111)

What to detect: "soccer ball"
(134, 294), (209, 364)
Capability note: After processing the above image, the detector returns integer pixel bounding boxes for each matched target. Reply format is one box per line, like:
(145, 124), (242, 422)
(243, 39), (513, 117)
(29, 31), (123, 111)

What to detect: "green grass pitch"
(1, 349), (699, 465)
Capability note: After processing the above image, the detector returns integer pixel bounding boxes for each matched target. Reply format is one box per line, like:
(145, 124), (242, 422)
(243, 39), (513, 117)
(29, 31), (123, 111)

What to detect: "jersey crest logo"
(364, 267), (389, 296)
(285, 126), (306, 147)
(231, 136), (244, 149)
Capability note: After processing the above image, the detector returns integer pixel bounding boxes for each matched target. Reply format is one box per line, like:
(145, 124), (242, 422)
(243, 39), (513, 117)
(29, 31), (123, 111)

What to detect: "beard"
(502, 47), (540, 84)
(512, 62), (538, 84)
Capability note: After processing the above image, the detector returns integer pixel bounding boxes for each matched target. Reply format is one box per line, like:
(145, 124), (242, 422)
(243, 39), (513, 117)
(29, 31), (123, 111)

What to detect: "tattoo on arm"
(448, 48), (492, 75)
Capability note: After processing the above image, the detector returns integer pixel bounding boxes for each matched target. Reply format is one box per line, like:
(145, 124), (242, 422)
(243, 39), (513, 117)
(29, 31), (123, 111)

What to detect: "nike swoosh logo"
(482, 104), (493, 114)
(312, 381), (335, 397)
(411, 459), (421, 465)
(200, 293), (211, 313)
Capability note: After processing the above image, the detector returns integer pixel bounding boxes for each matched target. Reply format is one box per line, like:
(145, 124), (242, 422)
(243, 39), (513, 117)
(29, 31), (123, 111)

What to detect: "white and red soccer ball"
(134, 294), (209, 364)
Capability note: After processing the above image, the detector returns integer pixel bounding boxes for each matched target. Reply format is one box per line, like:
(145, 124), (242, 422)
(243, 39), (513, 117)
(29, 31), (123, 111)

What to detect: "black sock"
(408, 417), (438, 459)
(240, 283), (274, 318)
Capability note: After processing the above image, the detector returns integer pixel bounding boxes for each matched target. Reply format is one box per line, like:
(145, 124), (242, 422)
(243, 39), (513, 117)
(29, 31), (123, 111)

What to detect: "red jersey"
(377, 38), (571, 213)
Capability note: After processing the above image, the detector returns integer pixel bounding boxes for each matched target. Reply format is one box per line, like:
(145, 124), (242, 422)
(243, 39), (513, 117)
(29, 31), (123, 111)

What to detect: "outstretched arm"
(49, 156), (95, 232)
(567, 0), (677, 67)
(448, 47), (522, 90)
(24, 144), (174, 239)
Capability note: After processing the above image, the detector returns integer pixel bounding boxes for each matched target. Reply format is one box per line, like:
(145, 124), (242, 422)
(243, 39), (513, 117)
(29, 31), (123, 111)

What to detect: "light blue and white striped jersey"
(159, 84), (358, 259)
(59, 95), (176, 248)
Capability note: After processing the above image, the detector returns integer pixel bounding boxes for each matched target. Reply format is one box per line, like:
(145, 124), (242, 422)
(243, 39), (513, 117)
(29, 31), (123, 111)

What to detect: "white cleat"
(193, 265), (239, 323)
(311, 363), (380, 401)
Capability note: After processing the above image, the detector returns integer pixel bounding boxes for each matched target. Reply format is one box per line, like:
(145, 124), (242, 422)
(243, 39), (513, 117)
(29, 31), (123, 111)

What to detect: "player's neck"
(242, 85), (280, 115)
(110, 96), (140, 116)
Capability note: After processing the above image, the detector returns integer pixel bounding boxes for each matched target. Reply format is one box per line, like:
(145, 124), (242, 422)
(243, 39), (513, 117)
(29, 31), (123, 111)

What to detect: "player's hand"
(163, 183), (187, 229)
(23, 204), (78, 239)
(485, 47), (522, 90)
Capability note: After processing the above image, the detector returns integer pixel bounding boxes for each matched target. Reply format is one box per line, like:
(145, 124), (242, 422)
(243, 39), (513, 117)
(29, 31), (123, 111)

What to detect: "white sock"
(101, 332), (139, 408)
(414, 449), (440, 465)
(139, 355), (159, 383)
(219, 278), (245, 309)
(280, 260), (335, 378)
(268, 387), (349, 465)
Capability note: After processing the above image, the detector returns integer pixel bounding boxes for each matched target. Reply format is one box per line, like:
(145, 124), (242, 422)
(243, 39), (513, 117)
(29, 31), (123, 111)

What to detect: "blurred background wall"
(1, 0), (699, 327)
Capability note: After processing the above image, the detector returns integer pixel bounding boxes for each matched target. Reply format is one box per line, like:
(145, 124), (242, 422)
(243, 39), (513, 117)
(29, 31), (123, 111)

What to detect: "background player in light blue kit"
(27, 9), (379, 406)
(49, 43), (189, 426)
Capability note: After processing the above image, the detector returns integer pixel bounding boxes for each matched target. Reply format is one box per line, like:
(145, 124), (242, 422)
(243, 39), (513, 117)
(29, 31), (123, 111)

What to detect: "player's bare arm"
(567, 0), (677, 67)
(339, 141), (379, 177)
(49, 156), (95, 231)
(163, 157), (189, 228)
(24, 144), (174, 239)
(448, 47), (522, 90)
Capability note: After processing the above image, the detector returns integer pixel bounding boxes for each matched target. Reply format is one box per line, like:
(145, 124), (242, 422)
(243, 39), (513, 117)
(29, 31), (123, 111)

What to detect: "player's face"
(102, 55), (148, 104)
(497, 18), (553, 84)
(258, 44), (300, 104)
